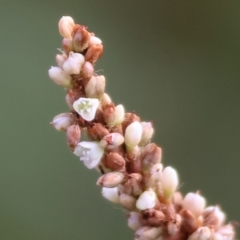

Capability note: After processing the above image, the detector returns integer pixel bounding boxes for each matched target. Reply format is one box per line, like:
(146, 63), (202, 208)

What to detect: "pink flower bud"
(119, 193), (136, 211)
(72, 24), (90, 52)
(136, 188), (156, 210)
(99, 133), (124, 149)
(48, 66), (72, 88)
(125, 121), (142, 150)
(101, 93), (112, 107)
(66, 125), (81, 151)
(55, 53), (68, 68)
(128, 212), (143, 231)
(58, 16), (75, 38)
(89, 35), (102, 46)
(141, 143), (162, 167)
(202, 206), (225, 229)
(62, 38), (74, 53)
(50, 113), (74, 131)
(65, 89), (84, 110)
(141, 209), (165, 227)
(85, 44), (103, 63)
(85, 75), (105, 98)
(182, 192), (206, 218)
(134, 226), (162, 240)
(139, 122), (154, 147)
(161, 166), (179, 199)
(145, 163), (163, 188)
(80, 61), (94, 79)
(62, 52), (85, 75)
(188, 227), (211, 240)
(214, 224), (235, 240)
(97, 172), (125, 188)
(101, 187), (119, 204)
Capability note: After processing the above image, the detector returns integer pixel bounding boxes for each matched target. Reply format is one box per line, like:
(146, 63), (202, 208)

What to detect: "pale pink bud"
(66, 125), (81, 151)
(97, 172), (125, 188)
(136, 188), (156, 210)
(80, 61), (94, 79)
(182, 192), (206, 218)
(128, 212), (143, 231)
(125, 121), (142, 150)
(214, 224), (235, 240)
(65, 89), (83, 110)
(119, 193), (136, 211)
(85, 44), (103, 63)
(188, 226), (211, 240)
(139, 122), (154, 147)
(89, 36), (102, 46)
(134, 226), (162, 240)
(145, 163), (163, 188)
(167, 214), (181, 235)
(161, 166), (179, 198)
(85, 75), (105, 98)
(101, 93), (112, 107)
(141, 209), (165, 227)
(48, 66), (72, 88)
(50, 113), (74, 131)
(202, 206), (226, 230)
(123, 173), (142, 196)
(58, 16), (75, 38)
(62, 52), (85, 75)
(62, 38), (74, 53)
(179, 209), (198, 234)
(72, 24), (90, 52)
(141, 143), (162, 167)
(101, 187), (120, 204)
(55, 53), (68, 68)
(99, 133), (124, 149)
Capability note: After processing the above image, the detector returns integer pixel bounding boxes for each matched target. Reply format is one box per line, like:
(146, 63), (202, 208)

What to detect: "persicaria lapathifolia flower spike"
(49, 16), (236, 240)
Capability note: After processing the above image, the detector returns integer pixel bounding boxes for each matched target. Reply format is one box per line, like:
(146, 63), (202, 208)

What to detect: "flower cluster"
(49, 16), (236, 240)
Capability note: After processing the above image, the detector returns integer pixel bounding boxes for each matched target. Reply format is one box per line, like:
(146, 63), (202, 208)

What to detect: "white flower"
(136, 188), (156, 210)
(73, 97), (99, 121)
(74, 141), (104, 169)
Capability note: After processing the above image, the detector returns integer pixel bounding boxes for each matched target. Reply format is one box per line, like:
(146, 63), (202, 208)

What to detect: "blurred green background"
(0, 1), (240, 239)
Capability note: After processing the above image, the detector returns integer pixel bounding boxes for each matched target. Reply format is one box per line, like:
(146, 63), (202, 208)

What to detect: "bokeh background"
(0, 1), (240, 239)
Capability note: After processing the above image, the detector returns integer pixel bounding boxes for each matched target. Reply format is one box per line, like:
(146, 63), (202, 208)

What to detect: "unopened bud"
(97, 172), (125, 188)
(136, 188), (156, 210)
(62, 38), (73, 53)
(89, 35), (102, 46)
(141, 143), (162, 167)
(87, 123), (109, 140)
(214, 224), (235, 240)
(161, 166), (179, 199)
(122, 113), (140, 133)
(72, 24), (90, 52)
(65, 89), (84, 110)
(167, 214), (181, 235)
(62, 52), (85, 75)
(142, 209), (165, 227)
(179, 209), (198, 234)
(58, 16), (75, 38)
(134, 226), (162, 240)
(119, 193), (136, 211)
(188, 226), (211, 240)
(66, 125), (81, 151)
(101, 93), (112, 107)
(182, 192), (206, 218)
(102, 152), (125, 172)
(202, 206), (225, 229)
(128, 212), (143, 231)
(123, 173), (142, 196)
(55, 53), (68, 68)
(85, 75), (105, 98)
(85, 44), (103, 63)
(139, 122), (154, 147)
(145, 163), (163, 188)
(80, 61), (94, 79)
(100, 133), (124, 149)
(101, 187), (119, 204)
(50, 113), (74, 131)
(125, 121), (142, 150)
(48, 66), (72, 88)
(103, 103), (125, 128)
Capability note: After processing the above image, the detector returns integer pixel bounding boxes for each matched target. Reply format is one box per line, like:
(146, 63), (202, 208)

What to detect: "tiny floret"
(73, 97), (99, 121)
(102, 187), (120, 204)
(74, 141), (104, 169)
(136, 188), (156, 210)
